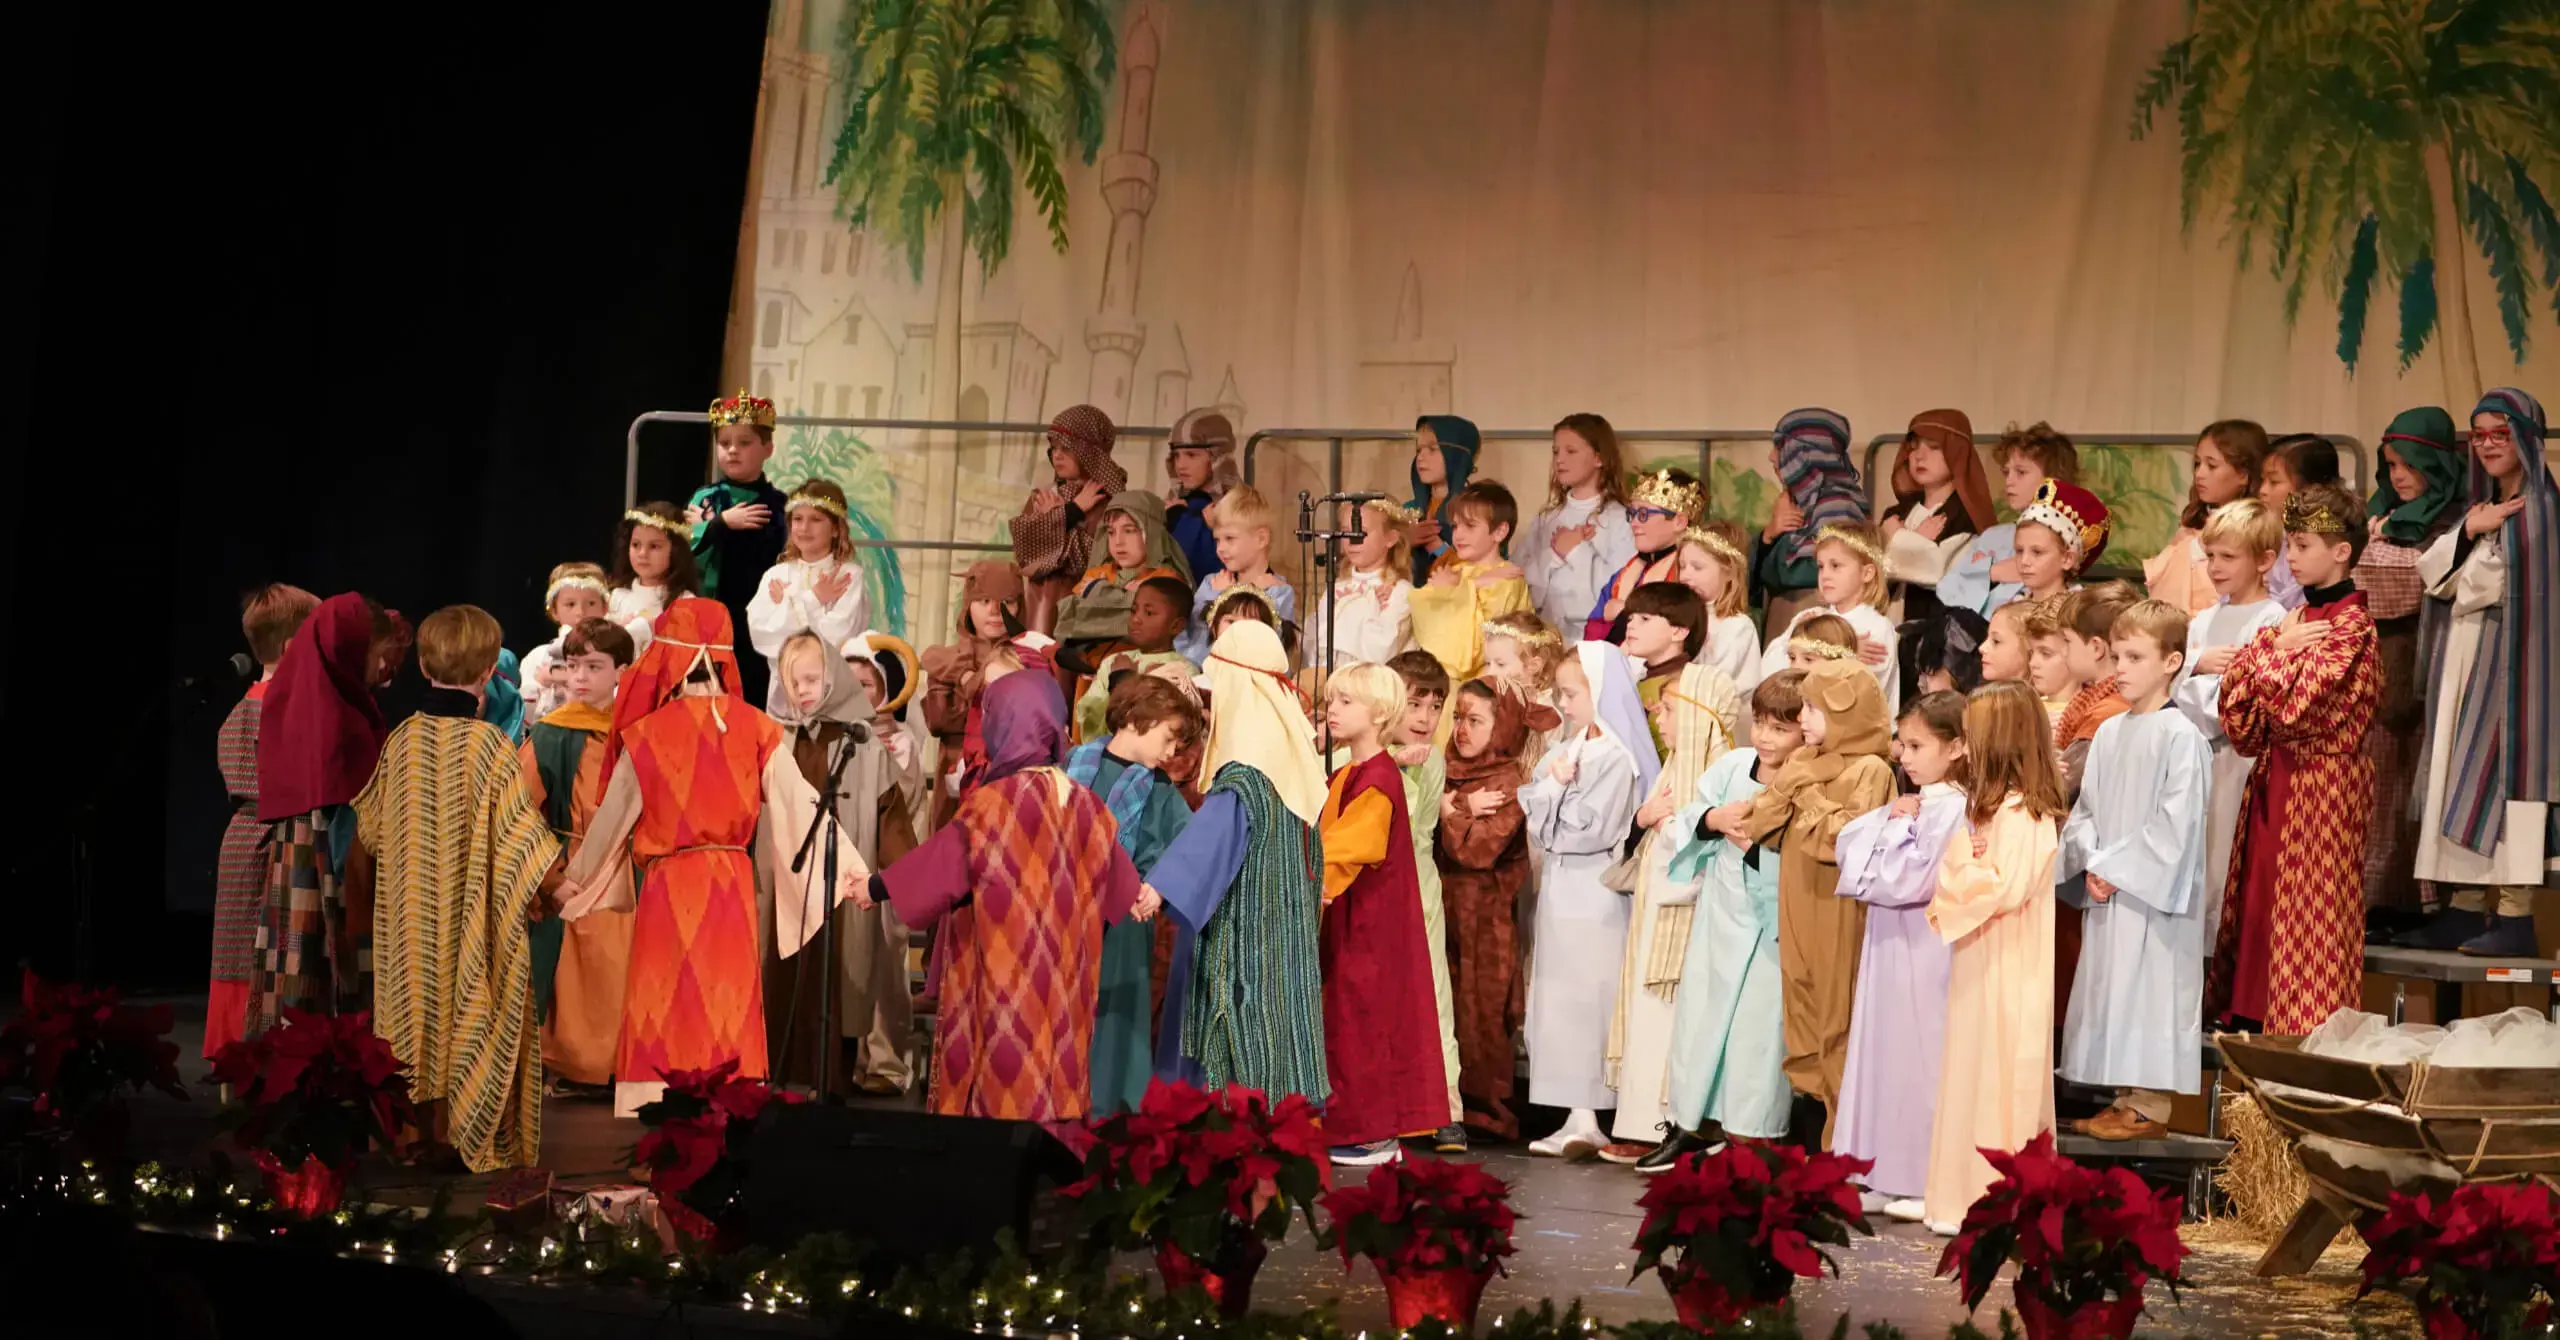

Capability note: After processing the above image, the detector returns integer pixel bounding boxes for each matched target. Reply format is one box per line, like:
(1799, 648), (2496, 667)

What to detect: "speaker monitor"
(744, 1103), (1084, 1262)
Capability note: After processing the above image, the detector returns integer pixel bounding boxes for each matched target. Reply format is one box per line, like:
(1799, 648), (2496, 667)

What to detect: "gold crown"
(1813, 524), (1885, 569)
(1789, 635), (1857, 661)
(624, 508), (688, 535)
(1680, 524), (1742, 566)
(2284, 495), (2350, 537)
(708, 388), (777, 428)
(1630, 469), (1704, 519)
(785, 486), (849, 522)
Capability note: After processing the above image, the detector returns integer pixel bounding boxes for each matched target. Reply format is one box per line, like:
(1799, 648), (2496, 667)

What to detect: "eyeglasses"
(1629, 506), (1680, 524)
(2472, 426), (2516, 446)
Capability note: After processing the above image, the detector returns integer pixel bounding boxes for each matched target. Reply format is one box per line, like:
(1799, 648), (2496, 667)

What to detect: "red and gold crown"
(2283, 494), (2351, 538)
(2015, 478), (2112, 569)
(708, 388), (777, 428)
(1630, 469), (1705, 519)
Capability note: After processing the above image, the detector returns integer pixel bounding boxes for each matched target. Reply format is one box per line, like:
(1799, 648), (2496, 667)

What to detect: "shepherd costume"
(1883, 409), (1994, 625)
(1053, 490), (1191, 645)
(1435, 685), (1553, 1138)
(920, 562), (1056, 826)
(1164, 408), (1238, 586)
(1317, 748), (1451, 1146)
(1755, 409), (1868, 633)
(521, 698), (636, 1087)
(2355, 408), (2466, 909)
(1010, 405), (1128, 636)
(1407, 415), (1480, 587)
(1063, 736), (1194, 1117)
(1830, 781), (1966, 1199)
(1924, 793), (2060, 1229)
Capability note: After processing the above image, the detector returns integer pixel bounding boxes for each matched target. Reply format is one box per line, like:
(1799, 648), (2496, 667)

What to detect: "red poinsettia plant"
(1937, 1132), (2188, 1337)
(0, 972), (184, 1155)
(1321, 1155), (1517, 1277)
(209, 1008), (417, 1172)
(1057, 1079), (1329, 1266)
(629, 1059), (804, 1243)
(1630, 1139), (1874, 1327)
(2357, 1181), (2560, 1340)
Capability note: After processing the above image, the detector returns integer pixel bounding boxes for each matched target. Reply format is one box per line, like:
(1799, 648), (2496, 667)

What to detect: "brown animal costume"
(1434, 684), (1560, 1139)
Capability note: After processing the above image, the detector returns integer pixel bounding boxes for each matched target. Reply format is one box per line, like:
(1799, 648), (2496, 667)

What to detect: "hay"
(2212, 1086), (2310, 1238)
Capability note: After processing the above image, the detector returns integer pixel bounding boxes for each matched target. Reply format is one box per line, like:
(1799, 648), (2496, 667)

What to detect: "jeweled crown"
(2284, 496), (2350, 537)
(708, 389), (777, 428)
(1630, 469), (1704, 518)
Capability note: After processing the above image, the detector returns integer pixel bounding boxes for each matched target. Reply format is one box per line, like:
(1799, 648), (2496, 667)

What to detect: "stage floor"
(135, 997), (2420, 1337)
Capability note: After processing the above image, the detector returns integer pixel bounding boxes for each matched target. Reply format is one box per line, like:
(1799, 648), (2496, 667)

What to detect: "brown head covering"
(1011, 405), (1126, 578)
(1167, 407), (1242, 495)
(1893, 408), (1996, 537)
(1446, 682), (1563, 785)
(1045, 404), (1127, 492)
(1772, 660), (1892, 792)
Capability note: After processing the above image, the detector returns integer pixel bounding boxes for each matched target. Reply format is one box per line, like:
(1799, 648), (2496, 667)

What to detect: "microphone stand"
(1293, 492), (1373, 759)
(785, 724), (862, 1104)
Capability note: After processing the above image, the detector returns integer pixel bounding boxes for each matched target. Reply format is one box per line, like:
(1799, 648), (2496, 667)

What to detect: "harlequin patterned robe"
(2207, 589), (2380, 1034)
(207, 683), (269, 1058)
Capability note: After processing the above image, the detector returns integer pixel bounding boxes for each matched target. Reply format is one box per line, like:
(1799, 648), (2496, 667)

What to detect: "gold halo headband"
(546, 574), (611, 604)
(1789, 636), (1857, 662)
(2283, 496), (2351, 538)
(1486, 619), (1565, 655)
(1680, 524), (1743, 566)
(1813, 525), (1886, 570)
(1365, 500), (1421, 529)
(785, 488), (850, 522)
(624, 509), (689, 535)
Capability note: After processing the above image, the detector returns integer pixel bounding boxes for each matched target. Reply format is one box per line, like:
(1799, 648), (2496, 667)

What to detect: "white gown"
(1698, 614), (1764, 705)
(1757, 603), (1900, 713)
(1521, 493), (1635, 637)
(1308, 566), (1414, 670)
(609, 582), (669, 651)
(1518, 729), (1643, 1111)
(746, 555), (872, 711)
(2412, 531), (2549, 885)
(2171, 596), (2285, 938)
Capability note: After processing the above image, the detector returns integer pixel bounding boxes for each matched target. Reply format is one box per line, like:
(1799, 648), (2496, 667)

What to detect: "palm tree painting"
(2133, 0), (2560, 407)
(2072, 442), (2188, 574)
(772, 427), (913, 638)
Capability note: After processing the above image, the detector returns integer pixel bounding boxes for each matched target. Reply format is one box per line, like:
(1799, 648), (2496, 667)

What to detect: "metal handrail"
(1858, 432), (2371, 503)
(622, 410), (1173, 508)
(1240, 426), (1771, 502)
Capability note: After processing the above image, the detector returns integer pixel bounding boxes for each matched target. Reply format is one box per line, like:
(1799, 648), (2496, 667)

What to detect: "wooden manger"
(2214, 1033), (2560, 1276)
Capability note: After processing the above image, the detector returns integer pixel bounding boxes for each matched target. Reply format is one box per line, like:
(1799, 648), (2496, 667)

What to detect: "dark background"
(8, 3), (771, 986)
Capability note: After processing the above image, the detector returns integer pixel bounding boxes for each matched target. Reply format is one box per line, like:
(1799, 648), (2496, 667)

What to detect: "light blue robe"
(1661, 748), (1791, 1139)
(1936, 522), (2023, 616)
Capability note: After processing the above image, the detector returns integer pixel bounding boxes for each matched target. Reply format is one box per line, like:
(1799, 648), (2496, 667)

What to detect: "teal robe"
(1065, 743), (1193, 1115)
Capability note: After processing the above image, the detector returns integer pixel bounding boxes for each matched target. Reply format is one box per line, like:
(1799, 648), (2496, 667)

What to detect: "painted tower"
(1083, 6), (1161, 419)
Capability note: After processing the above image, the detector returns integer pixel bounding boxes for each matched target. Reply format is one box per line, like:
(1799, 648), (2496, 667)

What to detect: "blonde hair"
(1681, 520), (1751, 620)
(417, 604), (504, 686)
(777, 630), (833, 684)
(1326, 661), (1407, 740)
(2198, 496), (2281, 559)
(784, 478), (855, 560)
(2018, 594), (2071, 640)
(1962, 681), (2069, 826)
(1812, 523), (1890, 609)
(1485, 610), (1565, 691)
(1987, 598), (2034, 639)
(1358, 499), (1415, 579)
(1793, 612), (1862, 656)
(2110, 599), (2191, 658)
(1214, 485), (1272, 531)
(545, 561), (611, 615)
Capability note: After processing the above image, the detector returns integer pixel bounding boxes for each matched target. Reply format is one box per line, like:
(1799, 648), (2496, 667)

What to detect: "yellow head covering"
(1203, 621), (1325, 827)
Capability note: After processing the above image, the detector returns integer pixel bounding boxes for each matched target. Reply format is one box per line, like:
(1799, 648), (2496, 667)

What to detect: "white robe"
(2412, 531), (2549, 885)
(609, 582), (668, 651)
(746, 555), (872, 710)
(1309, 566), (1414, 670)
(1757, 602), (1900, 713)
(2171, 596), (2284, 938)
(518, 627), (572, 722)
(1518, 729), (1643, 1111)
(1698, 614), (1763, 706)
(1521, 493), (1635, 637)
(2055, 708), (2213, 1094)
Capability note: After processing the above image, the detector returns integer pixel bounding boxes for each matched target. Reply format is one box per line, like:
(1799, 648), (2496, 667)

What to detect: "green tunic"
(1074, 749), (1193, 1115)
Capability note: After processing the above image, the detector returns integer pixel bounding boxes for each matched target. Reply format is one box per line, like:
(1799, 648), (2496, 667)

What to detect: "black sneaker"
(2396, 906), (2491, 950)
(2458, 914), (2542, 958)
(1432, 1124), (1469, 1154)
(1633, 1129), (1702, 1174)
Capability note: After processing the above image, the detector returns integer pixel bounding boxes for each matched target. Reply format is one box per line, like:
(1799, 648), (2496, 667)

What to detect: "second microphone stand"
(1294, 491), (1375, 758)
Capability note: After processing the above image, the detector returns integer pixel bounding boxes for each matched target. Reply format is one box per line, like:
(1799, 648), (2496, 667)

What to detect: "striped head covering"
(2369, 406), (2466, 546)
(2440, 387), (2557, 852)
(1772, 408), (1868, 566)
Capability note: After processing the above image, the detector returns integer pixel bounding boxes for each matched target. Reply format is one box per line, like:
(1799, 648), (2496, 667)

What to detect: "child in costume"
(1656, 671), (1807, 1164)
(1676, 520), (1764, 698)
(482, 651), (529, 745)
(1403, 415), (1480, 586)
(2058, 600), (2213, 1142)
(1620, 581), (1710, 756)
(1436, 677), (1553, 1140)
(1011, 404), (1127, 637)
(2045, 582), (2143, 799)
(1938, 422), (2082, 617)
(2170, 499), (2285, 943)
(1756, 410), (1869, 633)
(2146, 420), (2271, 615)
(1922, 681), (2066, 1234)
(920, 562), (1056, 825)
(1519, 642), (1659, 1158)
(1758, 522), (1900, 711)
(521, 618), (637, 1093)
(2255, 432), (2340, 611)
(1522, 412), (1637, 636)
(844, 630), (929, 828)
(1141, 621), (1330, 1099)
(1787, 613), (1863, 669)
(689, 390), (791, 710)
(520, 562), (611, 721)
(554, 598), (865, 1117)
(610, 501), (701, 652)
(1072, 575), (1194, 743)
(208, 583), (318, 1058)
(1604, 656), (1744, 1165)
(1881, 409), (1995, 625)
(1586, 468), (1701, 643)
(1831, 690), (1968, 1216)
(2354, 409), (2467, 911)
(1063, 674), (1203, 1116)
(2208, 483), (2383, 1027)
(1310, 498), (1417, 673)
(1896, 607), (1992, 696)
(2402, 388), (2555, 957)
(1385, 650), (1465, 1150)
(746, 477), (871, 712)
(357, 605), (559, 1172)
(1164, 408), (1238, 585)
(1179, 486), (1299, 665)
(1053, 490), (1191, 693)
(1978, 599), (2033, 685)
(1411, 481), (1536, 685)
(1708, 658), (1894, 1148)
(1316, 663), (1451, 1166)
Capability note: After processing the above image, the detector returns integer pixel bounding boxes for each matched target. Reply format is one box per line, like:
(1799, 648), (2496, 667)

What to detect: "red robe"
(1317, 750), (1451, 1145)
(2208, 589), (2380, 1033)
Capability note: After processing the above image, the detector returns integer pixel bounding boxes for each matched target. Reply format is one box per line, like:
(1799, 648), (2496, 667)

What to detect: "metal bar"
(846, 539), (1011, 553)
(622, 409), (1171, 508)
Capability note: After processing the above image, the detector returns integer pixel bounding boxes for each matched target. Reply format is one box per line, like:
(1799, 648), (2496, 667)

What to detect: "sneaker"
(1882, 1198), (1927, 1223)
(1330, 1139), (1402, 1167)
(1432, 1124), (1469, 1154)
(2396, 906), (2490, 950)
(1596, 1142), (1652, 1165)
(1526, 1126), (1602, 1160)
(1925, 1219), (1961, 1238)
(1633, 1130), (1705, 1174)
(2458, 914), (2543, 959)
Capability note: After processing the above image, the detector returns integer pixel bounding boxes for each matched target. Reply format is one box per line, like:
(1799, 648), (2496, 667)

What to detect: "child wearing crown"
(521, 562), (613, 721)
(1585, 468), (1703, 642)
(746, 477), (872, 714)
(690, 391), (793, 710)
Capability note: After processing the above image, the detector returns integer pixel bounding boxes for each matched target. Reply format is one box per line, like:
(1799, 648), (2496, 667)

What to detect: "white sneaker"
(1858, 1191), (1890, 1214)
(1882, 1198), (1927, 1223)
(1925, 1219), (1961, 1238)
(1329, 1139), (1402, 1167)
(1527, 1126), (1602, 1159)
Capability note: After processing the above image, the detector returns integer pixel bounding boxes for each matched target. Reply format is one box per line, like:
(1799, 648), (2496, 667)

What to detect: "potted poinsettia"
(1629, 1139), (1874, 1329)
(1058, 1079), (1328, 1318)
(0, 972), (184, 1161)
(208, 1009), (418, 1217)
(1937, 1131), (2189, 1340)
(2357, 1181), (2560, 1340)
(1322, 1156), (1516, 1330)
(629, 1059), (804, 1250)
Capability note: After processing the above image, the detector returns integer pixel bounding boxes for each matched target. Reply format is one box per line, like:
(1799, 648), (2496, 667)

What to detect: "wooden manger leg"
(2254, 1190), (2356, 1277)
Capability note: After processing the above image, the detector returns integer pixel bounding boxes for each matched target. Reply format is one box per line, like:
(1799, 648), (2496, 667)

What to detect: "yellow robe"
(1409, 560), (1534, 684)
(1923, 794), (2059, 1226)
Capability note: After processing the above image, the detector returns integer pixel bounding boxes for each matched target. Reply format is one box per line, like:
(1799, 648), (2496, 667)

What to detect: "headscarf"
(1772, 408), (1869, 566)
(2441, 387), (2558, 850)
(603, 597), (742, 777)
(768, 633), (872, 734)
(978, 670), (1068, 784)
(257, 592), (388, 821)
(1409, 415), (1481, 587)
(924, 561), (1027, 688)
(1201, 620), (1326, 826)
(1893, 409), (1995, 538)
(479, 648), (526, 744)
(1054, 490), (1193, 643)
(1445, 682), (1561, 786)
(1571, 641), (1661, 803)
(2015, 478), (2113, 570)
(1010, 404), (1126, 578)
(1166, 408), (1241, 497)
(1775, 660), (1892, 794)
(2369, 406), (2467, 546)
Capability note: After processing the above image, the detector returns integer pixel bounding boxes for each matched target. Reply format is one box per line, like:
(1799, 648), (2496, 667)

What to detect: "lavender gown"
(1830, 782), (1965, 1199)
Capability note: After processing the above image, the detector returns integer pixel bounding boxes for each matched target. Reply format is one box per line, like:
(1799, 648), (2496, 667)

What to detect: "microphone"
(1315, 490), (1392, 504)
(180, 653), (258, 692)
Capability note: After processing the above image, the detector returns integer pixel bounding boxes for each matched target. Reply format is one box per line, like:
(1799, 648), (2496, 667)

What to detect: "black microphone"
(1315, 490), (1392, 504)
(180, 653), (258, 692)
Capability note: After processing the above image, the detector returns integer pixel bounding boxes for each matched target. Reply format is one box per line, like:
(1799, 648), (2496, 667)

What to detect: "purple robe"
(1831, 784), (1964, 1199)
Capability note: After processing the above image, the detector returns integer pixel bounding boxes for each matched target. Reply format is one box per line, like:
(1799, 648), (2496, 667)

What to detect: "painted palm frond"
(2133, 0), (2560, 392)
(772, 428), (913, 639)
(2074, 443), (2187, 566)
(825, 0), (1117, 281)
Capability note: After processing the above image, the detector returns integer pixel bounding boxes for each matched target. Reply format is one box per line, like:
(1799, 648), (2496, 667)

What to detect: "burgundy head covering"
(978, 669), (1069, 784)
(257, 592), (388, 822)
(602, 596), (743, 776)
(1894, 409), (1997, 537)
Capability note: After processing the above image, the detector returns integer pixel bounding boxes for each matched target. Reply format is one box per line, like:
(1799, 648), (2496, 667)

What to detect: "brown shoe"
(1596, 1142), (1652, 1166)
(2081, 1106), (2166, 1142)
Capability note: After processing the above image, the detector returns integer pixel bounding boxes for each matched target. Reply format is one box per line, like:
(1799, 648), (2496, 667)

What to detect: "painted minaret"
(1083, 6), (1161, 419)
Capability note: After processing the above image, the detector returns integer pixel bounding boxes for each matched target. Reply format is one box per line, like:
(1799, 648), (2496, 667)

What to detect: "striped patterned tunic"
(211, 689), (267, 982)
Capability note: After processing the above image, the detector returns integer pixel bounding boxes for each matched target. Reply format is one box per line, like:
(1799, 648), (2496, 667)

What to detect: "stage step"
(2056, 1132), (2233, 1163)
